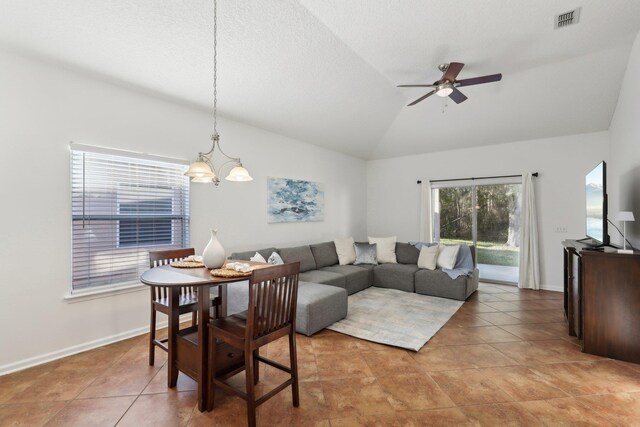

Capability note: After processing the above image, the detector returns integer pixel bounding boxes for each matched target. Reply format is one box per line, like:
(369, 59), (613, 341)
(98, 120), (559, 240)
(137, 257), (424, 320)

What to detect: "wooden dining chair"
(147, 248), (219, 366)
(207, 262), (301, 427)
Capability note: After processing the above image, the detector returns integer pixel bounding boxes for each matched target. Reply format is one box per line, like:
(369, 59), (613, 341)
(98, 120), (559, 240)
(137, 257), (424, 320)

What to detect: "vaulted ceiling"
(1, 0), (639, 159)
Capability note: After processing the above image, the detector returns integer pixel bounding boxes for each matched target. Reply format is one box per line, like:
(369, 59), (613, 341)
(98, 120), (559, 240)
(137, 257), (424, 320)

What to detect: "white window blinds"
(71, 145), (190, 291)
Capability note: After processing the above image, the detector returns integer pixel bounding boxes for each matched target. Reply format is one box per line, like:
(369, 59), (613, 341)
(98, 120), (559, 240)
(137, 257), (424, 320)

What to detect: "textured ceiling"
(0, 0), (639, 159)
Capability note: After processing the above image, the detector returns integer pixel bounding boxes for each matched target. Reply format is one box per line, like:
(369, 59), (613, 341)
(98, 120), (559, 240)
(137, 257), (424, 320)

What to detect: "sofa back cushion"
(279, 245), (317, 272)
(310, 241), (339, 268)
(396, 242), (419, 264)
(229, 247), (278, 261)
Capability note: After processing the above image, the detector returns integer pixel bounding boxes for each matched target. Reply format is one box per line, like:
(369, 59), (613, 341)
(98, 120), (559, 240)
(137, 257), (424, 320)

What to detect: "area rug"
(326, 287), (463, 351)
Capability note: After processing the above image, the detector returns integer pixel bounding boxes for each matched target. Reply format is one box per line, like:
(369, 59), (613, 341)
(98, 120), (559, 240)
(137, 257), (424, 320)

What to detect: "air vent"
(555, 7), (581, 29)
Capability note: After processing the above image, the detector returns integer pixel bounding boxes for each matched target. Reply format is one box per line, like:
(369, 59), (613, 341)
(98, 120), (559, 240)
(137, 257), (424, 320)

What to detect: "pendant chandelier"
(184, 0), (252, 186)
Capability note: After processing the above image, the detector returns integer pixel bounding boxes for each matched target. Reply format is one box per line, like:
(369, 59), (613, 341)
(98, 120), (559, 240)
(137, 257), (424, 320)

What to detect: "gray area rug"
(326, 287), (463, 351)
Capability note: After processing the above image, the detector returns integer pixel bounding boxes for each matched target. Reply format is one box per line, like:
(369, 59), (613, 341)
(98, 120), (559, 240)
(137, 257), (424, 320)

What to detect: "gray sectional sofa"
(226, 241), (478, 335)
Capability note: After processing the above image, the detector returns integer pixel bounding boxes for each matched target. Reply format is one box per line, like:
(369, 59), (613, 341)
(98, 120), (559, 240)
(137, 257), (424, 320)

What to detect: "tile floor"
(2, 283), (640, 426)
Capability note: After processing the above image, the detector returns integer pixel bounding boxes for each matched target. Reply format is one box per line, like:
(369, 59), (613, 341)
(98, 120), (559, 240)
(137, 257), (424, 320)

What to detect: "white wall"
(366, 132), (611, 290)
(609, 31), (640, 248)
(0, 49), (366, 372)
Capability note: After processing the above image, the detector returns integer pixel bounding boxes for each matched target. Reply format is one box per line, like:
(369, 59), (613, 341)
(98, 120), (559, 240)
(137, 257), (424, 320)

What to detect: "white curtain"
(518, 173), (540, 289)
(419, 181), (433, 242)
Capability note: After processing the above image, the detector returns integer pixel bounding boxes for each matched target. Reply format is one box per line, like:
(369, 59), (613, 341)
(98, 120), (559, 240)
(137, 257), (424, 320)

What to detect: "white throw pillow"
(268, 252), (284, 265)
(437, 244), (460, 270)
(249, 252), (267, 263)
(417, 245), (439, 270)
(334, 237), (356, 265)
(368, 236), (397, 264)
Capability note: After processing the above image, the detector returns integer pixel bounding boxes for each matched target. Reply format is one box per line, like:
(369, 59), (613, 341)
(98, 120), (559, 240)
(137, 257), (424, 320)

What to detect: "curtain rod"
(417, 172), (538, 185)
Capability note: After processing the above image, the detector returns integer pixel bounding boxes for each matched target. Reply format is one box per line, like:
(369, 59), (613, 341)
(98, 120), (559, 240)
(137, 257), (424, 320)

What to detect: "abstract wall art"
(267, 177), (324, 223)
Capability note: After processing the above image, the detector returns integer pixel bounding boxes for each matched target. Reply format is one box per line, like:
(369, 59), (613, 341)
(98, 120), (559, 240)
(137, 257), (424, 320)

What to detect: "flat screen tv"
(585, 161), (609, 246)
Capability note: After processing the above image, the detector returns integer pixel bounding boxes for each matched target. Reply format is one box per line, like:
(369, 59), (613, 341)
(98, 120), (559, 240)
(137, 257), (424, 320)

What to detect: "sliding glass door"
(432, 186), (474, 248)
(432, 180), (522, 284)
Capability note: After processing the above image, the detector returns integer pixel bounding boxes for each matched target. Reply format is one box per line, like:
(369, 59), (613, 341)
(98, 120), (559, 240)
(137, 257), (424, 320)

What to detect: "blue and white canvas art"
(267, 177), (324, 223)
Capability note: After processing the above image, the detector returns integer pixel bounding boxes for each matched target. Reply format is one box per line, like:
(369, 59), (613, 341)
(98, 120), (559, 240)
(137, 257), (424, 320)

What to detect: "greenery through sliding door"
(432, 182), (522, 284)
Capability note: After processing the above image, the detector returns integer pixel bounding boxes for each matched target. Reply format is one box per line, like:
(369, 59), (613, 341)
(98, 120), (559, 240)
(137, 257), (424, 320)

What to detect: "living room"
(1, 0), (640, 425)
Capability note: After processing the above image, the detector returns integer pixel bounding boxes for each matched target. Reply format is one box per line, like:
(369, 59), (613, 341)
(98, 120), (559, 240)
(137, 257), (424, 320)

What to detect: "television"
(585, 161), (609, 246)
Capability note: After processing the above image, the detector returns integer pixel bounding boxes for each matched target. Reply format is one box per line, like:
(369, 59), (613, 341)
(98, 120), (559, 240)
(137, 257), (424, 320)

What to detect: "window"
(71, 145), (190, 291)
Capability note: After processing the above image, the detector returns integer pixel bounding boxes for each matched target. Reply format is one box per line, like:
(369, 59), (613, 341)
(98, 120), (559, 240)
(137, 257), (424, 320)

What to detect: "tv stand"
(576, 236), (611, 248)
(562, 239), (640, 363)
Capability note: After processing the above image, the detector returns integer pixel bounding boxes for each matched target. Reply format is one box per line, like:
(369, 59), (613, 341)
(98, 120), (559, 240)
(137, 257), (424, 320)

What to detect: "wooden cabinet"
(562, 240), (640, 363)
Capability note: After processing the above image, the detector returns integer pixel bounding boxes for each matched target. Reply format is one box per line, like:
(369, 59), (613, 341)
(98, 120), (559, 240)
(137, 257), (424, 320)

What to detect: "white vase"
(202, 228), (226, 268)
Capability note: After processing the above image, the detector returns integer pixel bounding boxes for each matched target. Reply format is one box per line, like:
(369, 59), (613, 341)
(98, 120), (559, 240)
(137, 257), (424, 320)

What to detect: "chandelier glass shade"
(185, 0), (252, 186)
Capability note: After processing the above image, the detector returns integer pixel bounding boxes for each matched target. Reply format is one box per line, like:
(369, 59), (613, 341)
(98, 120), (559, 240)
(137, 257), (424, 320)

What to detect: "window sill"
(64, 281), (148, 303)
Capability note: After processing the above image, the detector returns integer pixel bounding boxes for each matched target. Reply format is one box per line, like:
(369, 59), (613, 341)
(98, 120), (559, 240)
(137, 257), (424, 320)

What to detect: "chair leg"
(253, 348), (260, 385)
(192, 311), (198, 327)
(149, 306), (156, 366)
(244, 349), (257, 427)
(289, 332), (300, 407)
(207, 333), (217, 411)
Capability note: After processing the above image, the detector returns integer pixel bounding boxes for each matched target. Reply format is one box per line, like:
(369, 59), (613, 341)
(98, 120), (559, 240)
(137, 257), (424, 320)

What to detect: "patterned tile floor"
(2, 283), (640, 426)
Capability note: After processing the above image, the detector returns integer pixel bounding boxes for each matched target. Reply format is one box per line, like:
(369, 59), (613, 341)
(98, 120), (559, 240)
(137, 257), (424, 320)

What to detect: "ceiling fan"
(398, 62), (502, 106)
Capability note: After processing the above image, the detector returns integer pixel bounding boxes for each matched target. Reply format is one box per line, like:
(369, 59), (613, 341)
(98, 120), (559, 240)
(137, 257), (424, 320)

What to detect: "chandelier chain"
(213, 0), (218, 136)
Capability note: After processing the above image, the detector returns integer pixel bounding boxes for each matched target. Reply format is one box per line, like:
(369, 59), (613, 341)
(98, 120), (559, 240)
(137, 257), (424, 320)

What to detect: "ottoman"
(296, 281), (348, 336)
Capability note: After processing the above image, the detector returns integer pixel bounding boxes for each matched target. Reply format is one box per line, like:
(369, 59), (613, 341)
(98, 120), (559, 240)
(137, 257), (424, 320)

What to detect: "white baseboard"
(539, 283), (563, 292)
(0, 314), (193, 376)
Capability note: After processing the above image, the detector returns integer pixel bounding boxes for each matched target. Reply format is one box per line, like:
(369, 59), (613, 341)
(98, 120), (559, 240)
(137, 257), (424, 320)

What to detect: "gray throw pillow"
(354, 242), (378, 265)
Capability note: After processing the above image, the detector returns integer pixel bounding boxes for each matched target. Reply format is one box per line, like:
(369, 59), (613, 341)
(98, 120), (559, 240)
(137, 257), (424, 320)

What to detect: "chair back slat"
(246, 263), (300, 340)
(148, 248), (196, 300)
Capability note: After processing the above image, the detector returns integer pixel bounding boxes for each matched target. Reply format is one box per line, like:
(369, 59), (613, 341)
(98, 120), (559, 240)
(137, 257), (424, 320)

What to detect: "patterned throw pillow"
(354, 242), (378, 265)
(268, 251), (284, 265)
(250, 252), (267, 263)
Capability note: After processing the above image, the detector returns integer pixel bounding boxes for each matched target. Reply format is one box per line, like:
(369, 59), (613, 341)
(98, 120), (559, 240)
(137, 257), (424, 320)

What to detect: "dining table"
(140, 260), (269, 412)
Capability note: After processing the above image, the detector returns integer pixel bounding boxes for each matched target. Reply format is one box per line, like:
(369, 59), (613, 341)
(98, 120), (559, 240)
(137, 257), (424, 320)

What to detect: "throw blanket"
(410, 242), (475, 279)
(442, 244), (475, 279)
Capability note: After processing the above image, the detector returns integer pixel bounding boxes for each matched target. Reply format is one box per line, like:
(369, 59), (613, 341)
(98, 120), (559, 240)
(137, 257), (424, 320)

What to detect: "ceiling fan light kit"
(398, 62), (502, 107)
(436, 83), (453, 97)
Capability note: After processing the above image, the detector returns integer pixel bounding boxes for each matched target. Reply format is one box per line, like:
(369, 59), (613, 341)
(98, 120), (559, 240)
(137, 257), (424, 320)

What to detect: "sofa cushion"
(298, 270), (346, 288)
(310, 241), (339, 269)
(373, 263), (419, 292)
(279, 245), (317, 272)
(320, 265), (372, 295)
(229, 247), (278, 261)
(415, 268), (478, 301)
(396, 242), (420, 264)
(296, 282), (348, 336)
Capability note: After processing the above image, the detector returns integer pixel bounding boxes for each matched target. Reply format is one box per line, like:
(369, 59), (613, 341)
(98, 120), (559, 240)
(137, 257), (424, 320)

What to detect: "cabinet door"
(582, 253), (640, 362)
(571, 253), (581, 339)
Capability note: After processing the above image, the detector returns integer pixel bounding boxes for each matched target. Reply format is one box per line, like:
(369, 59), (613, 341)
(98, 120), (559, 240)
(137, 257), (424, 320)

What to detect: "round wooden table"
(140, 261), (269, 412)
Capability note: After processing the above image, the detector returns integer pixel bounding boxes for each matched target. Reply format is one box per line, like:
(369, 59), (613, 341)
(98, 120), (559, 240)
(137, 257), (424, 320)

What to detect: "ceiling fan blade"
(407, 90), (436, 106)
(397, 84), (437, 87)
(456, 73), (502, 87)
(443, 62), (465, 82)
(449, 87), (468, 104)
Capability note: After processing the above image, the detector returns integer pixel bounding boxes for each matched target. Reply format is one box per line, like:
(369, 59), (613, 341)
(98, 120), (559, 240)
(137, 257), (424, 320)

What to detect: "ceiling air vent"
(555, 7), (581, 29)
